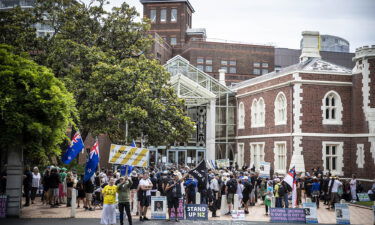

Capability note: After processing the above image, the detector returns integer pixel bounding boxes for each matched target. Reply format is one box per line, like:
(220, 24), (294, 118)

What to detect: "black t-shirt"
(23, 171), (32, 188)
(166, 180), (182, 199)
(84, 180), (94, 193)
(242, 181), (252, 195)
(49, 173), (60, 189)
(130, 177), (139, 189)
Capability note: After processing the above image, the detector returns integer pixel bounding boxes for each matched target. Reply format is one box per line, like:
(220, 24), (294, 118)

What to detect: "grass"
(353, 201), (374, 207)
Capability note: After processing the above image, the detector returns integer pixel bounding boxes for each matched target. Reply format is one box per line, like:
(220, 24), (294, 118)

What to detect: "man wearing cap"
(242, 176), (252, 214)
(165, 172), (186, 222)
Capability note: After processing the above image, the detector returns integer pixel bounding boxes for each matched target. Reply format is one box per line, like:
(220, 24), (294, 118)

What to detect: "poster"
(303, 202), (318, 224)
(259, 162), (271, 178)
(170, 198), (184, 220)
(231, 210), (245, 221)
(108, 144), (149, 167)
(216, 159), (230, 169)
(335, 203), (350, 225)
(357, 193), (370, 202)
(185, 204), (208, 220)
(151, 196), (167, 219)
(270, 208), (306, 223)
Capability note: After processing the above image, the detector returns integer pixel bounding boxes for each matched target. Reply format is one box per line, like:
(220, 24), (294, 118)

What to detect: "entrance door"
(177, 150), (187, 166)
(167, 150), (177, 164)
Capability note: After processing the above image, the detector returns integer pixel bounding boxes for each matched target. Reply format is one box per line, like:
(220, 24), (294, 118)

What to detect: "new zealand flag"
(84, 140), (99, 182)
(62, 132), (84, 164)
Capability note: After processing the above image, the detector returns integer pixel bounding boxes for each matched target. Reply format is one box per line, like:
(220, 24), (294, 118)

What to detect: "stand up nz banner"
(170, 198), (184, 220)
(108, 144), (149, 167)
(185, 204), (208, 220)
(335, 203), (350, 224)
(151, 196), (167, 219)
(259, 162), (271, 178)
(303, 202), (318, 224)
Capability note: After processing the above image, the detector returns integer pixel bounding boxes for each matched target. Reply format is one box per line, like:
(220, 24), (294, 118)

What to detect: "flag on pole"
(62, 131), (85, 164)
(284, 166), (297, 208)
(84, 140), (99, 182)
(130, 140), (136, 147)
(188, 160), (207, 186)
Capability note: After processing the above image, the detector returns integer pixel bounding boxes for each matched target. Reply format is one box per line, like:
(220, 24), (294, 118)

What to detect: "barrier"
(233, 194), (239, 210)
(220, 195), (229, 215)
(71, 189), (77, 218)
(196, 192), (201, 204)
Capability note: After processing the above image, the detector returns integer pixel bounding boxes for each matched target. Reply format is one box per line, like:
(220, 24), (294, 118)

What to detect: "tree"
(0, 45), (77, 165)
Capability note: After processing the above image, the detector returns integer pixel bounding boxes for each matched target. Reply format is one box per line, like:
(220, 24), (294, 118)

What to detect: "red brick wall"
(237, 74), (293, 95)
(79, 134), (113, 170)
(300, 73), (352, 82)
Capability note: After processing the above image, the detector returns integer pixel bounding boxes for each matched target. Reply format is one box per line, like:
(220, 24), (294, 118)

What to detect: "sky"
(102, 0), (375, 52)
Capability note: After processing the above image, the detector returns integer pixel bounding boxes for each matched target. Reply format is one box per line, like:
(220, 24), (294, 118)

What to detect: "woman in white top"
(31, 167), (41, 204)
(349, 174), (357, 203)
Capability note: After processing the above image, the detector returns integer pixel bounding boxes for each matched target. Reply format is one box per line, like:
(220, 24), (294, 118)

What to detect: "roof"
(139, 0), (195, 12)
(186, 28), (206, 35)
(231, 58), (352, 91)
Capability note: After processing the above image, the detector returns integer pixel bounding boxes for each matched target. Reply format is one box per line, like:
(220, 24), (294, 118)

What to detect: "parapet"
(353, 45), (375, 61)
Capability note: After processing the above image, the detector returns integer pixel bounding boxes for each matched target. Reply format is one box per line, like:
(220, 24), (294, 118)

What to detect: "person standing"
(165, 172), (184, 222)
(264, 180), (274, 216)
(311, 177), (320, 208)
(139, 172), (152, 221)
(23, 166), (32, 207)
(66, 172), (75, 207)
(31, 167), (41, 204)
(225, 174), (237, 215)
(101, 178), (117, 225)
(184, 175), (197, 204)
(76, 175), (86, 208)
(327, 176), (342, 210)
(49, 168), (61, 207)
(349, 174), (357, 203)
(209, 174), (220, 217)
(242, 176), (252, 214)
(84, 178), (95, 211)
(274, 179), (282, 208)
(117, 176), (133, 225)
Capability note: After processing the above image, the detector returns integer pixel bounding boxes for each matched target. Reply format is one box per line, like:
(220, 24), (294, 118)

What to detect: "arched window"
(321, 91), (343, 125)
(251, 98), (265, 127)
(251, 99), (258, 127)
(274, 92), (287, 125)
(238, 102), (245, 129)
(258, 98), (265, 127)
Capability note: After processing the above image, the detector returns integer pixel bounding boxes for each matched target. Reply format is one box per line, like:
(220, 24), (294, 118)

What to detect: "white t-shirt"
(329, 179), (342, 193)
(139, 178), (152, 196)
(32, 173), (41, 188)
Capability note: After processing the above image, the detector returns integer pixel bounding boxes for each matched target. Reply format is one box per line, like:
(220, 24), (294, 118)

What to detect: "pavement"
(8, 198), (375, 225)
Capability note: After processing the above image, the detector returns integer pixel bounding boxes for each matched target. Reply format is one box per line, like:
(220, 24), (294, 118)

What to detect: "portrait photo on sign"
(154, 201), (164, 212)
(336, 209), (343, 218)
(304, 208), (311, 216)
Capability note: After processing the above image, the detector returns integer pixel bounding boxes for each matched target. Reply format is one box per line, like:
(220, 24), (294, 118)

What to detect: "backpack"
(228, 179), (238, 193)
(278, 184), (286, 196)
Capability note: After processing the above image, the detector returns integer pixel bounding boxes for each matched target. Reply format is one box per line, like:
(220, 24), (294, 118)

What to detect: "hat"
(131, 171), (137, 177)
(243, 176), (249, 180)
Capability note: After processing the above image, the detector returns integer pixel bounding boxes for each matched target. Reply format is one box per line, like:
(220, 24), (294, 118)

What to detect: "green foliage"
(0, 45), (77, 165)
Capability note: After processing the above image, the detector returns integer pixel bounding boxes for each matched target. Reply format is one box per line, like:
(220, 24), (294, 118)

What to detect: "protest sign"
(357, 193), (370, 202)
(108, 144), (149, 167)
(216, 159), (230, 169)
(259, 162), (271, 178)
(303, 202), (318, 224)
(335, 203), (350, 224)
(151, 196), (167, 219)
(170, 198), (184, 220)
(270, 208), (306, 223)
(185, 204), (208, 220)
(231, 210), (245, 221)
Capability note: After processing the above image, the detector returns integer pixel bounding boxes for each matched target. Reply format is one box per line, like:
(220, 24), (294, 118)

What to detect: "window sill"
(275, 121), (287, 126)
(322, 120), (343, 125)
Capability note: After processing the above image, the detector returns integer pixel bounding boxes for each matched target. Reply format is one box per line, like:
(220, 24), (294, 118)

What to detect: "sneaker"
(244, 210), (249, 214)
(225, 212), (231, 216)
(143, 217), (150, 221)
(89, 208), (94, 211)
(140, 216), (143, 222)
(175, 219), (179, 222)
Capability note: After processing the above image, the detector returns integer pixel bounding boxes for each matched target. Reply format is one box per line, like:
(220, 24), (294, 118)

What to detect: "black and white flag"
(188, 160), (207, 185)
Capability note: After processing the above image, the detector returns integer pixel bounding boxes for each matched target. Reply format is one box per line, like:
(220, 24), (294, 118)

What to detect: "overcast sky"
(103, 0), (375, 52)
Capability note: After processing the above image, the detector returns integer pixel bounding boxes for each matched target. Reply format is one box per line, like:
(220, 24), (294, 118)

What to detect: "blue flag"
(130, 140), (136, 147)
(120, 165), (133, 176)
(84, 140), (99, 182)
(62, 132), (84, 164)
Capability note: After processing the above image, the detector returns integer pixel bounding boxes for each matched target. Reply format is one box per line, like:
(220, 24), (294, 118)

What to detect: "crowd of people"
(0, 164), (374, 225)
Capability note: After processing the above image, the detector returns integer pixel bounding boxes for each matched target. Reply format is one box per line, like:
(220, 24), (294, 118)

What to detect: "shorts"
(85, 193), (93, 201)
(140, 195), (151, 207)
(167, 197), (179, 209)
(242, 196), (249, 203)
(227, 193), (234, 204)
(51, 188), (59, 197)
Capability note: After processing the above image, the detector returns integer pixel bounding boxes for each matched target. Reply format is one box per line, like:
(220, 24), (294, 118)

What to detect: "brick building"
(233, 31), (375, 179)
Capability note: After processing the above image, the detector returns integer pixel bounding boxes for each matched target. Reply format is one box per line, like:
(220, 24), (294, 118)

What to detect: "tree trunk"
(6, 143), (23, 217)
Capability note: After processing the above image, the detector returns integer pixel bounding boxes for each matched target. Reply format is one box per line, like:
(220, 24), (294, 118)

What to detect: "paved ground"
(16, 198), (374, 225)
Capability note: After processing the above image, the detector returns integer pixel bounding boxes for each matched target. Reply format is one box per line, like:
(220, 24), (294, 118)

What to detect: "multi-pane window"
(171, 8), (177, 22)
(197, 57), (204, 64)
(251, 98), (265, 127)
(322, 142), (343, 175)
(220, 67), (228, 73)
(262, 69), (268, 74)
(253, 62), (260, 67)
(206, 59), (212, 64)
(221, 60), (228, 66)
(253, 68), (261, 75)
(238, 102), (245, 129)
(160, 9), (167, 22)
(205, 66), (212, 72)
(274, 142), (287, 173)
(237, 143), (245, 168)
(229, 60), (236, 66)
(274, 92), (287, 125)
(322, 91), (342, 125)
(356, 144), (365, 168)
(197, 65), (204, 71)
(262, 62), (269, 67)
(150, 9), (156, 23)
(250, 143), (265, 170)
(229, 67), (236, 74)
(170, 37), (177, 45)
(325, 145), (337, 171)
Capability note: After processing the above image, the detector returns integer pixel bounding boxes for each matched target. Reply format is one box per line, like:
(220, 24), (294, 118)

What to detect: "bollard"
(71, 188), (77, 218)
(132, 193), (138, 215)
(233, 194), (239, 210)
(220, 195), (229, 215)
(271, 196), (275, 208)
(196, 192), (201, 204)
(306, 198), (312, 203)
(156, 191), (160, 197)
(340, 199), (345, 204)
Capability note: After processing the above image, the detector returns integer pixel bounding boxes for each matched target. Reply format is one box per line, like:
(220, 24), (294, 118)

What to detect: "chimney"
(300, 31), (321, 62)
(218, 69), (226, 85)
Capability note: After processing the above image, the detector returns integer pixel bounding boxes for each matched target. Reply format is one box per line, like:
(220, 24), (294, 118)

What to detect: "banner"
(270, 208), (306, 223)
(170, 198), (184, 220)
(185, 204), (208, 220)
(151, 196), (167, 219)
(303, 202), (318, 224)
(108, 144), (149, 167)
(216, 159), (230, 169)
(259, 162), (271, 178)
(335, 203), (350, 225)
(231, 210), (245, 221)
(357, 193), (370, 202)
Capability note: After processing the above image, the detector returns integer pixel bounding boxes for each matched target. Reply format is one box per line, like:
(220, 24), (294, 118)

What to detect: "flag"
(120, 165), (133, 176)
(62, 132), (84, 164)
(84, 140), (99, 182)
(130, 140), (136, 147)
(284, 166), (297, 208)
(188, 160), (207, 185)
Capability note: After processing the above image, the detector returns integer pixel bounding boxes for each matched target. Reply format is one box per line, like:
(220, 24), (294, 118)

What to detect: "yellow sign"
(108, 144), (149, 167)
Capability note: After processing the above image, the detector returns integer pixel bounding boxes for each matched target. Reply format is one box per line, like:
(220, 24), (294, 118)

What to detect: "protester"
(31, 167), (41, 204)
(226, 174), (237, 215)
(49, 167), (61, 207)
(101, 178), (117, 225)
(165, 172), (184, 222)
(66, 172), (75, 207)
(76, 175), (86, 208)
(41, 168), (50, 205)
(184, 174), (197, 204)
(311, 177), (320, 208)
(138, 172), (152, 221)
(117, 176), (133, 225)
(242, 176), (252, 214)
(59, 168), (67, 204)
(327, 176), (342, 210)
(130, 171), (139, 215)
(264, 180), (274, 216)
(23, 166), (32, 207)
(349, 174), (357, 203)
(84, 178), (95, 211)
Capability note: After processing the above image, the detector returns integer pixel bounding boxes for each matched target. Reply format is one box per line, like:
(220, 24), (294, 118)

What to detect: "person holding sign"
(117, 176), (133, 225)
(165, 172), (187, 222)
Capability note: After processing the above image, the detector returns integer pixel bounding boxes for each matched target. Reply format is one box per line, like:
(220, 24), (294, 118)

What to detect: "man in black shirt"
(84, 179), (94, 211)
(165, 173), (186, 222)
(242, 176), (252, 214)
(23, 166), (32, 207)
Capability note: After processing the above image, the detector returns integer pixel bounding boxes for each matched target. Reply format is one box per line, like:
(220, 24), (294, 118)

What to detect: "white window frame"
(237, 143), (245, 168)
(321, 91), (343, 125)
(170, 37), (177, 45)
(356, 144), (365, 168)
(258, 97), (265, 127)
(171, 8), (177, 22)
(274, 92), (287, 125)
(160, 9), (167, 22)
(150, 9), (157, 23)
(238, 102), (245, 129)
(251, 99), (258, 127)
(322, 141), (344, 176)
(250, 142), (265, 171)
(274, 141), (287, 174)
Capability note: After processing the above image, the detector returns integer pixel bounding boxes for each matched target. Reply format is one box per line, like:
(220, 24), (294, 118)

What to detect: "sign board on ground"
(231, 210), (245, 221)
(259, 162), (271, 178)
(170, 198), (184, 220)
(108, 144), (149, 167)
(303, 202), (318, 224)
(151, 196), (167, 219)
(185, 204), (208, 220)
(270, 208), (306, 223)
(357, 193), (370, 202)
(335, 203), (350, 224)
